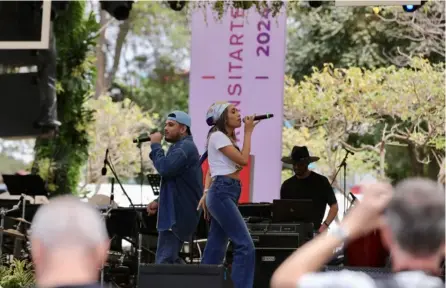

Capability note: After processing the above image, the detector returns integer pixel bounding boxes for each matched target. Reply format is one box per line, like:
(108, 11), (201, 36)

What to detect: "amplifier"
(139, 264), (233, 288)
(247, 223), (313, 249)
(248, 223), (313, 288)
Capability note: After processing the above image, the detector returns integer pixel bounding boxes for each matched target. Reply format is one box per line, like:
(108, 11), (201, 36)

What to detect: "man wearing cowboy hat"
(281, 146), (338, 233)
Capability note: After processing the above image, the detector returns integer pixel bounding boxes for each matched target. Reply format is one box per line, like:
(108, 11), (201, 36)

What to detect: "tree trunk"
(379, 145), (386, 179)
(407, 144), (424, 176)
(106, 19), (130, 89)
(94, 9), (107, 99)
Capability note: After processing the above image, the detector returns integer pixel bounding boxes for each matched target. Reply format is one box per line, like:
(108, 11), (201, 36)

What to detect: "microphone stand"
(100, 178), (115, 288)
(104, 152), (153, 288)
(137, 142), (144, 205)
(330, 150), (355, 216)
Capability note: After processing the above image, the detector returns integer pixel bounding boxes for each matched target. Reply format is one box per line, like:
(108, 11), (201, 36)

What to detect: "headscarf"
(206, 102), (230, 126)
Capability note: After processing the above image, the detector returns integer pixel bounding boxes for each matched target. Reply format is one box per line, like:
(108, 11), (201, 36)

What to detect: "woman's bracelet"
(204, 189), (209, 194)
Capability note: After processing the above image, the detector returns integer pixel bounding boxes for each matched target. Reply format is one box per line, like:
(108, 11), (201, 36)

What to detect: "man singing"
(146, 111), (202, 264)
(280, 146), (338, 232)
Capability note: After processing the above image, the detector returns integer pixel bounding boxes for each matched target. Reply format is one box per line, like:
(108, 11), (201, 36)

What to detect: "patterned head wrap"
(206, 102), (230, 126)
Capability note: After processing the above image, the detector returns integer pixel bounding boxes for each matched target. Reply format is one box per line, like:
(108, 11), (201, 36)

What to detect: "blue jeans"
(155, 230), (185, 264)
(202, 176), (255, 288)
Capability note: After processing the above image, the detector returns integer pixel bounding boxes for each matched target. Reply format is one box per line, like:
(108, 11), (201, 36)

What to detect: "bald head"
(31, 196), (110, 286)
(31, 195), (108, 250)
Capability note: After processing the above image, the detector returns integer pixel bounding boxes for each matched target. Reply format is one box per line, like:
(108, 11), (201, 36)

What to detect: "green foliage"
(85, 96), (158, 183)
(284, 57), (445, 180)
(33, 2), (99, 195)
(124, 56), (189, 118)
(282, 126), (379, 181)
(110, 2), (190, 119)
(0, 259), (34, 288)
(286, 1), (444, 81)
(129, 2), (190, 57)
(168, 1), (281, 19)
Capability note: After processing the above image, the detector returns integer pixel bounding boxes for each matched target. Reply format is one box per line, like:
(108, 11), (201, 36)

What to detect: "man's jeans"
(202, 176), (255, 288)
(155, 230), (185, 264)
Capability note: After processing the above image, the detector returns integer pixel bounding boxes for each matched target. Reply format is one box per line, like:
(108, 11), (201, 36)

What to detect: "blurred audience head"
(381, 178), (445, 272)
(30, 195), (109, 287)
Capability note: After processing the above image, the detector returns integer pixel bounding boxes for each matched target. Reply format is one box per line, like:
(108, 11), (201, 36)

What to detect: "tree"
(284, 57), (445, 182)
(95, 1), (190, 98)
(84, 96), (158, 185)
(282, 126), (379, 196)
(286, 1), (444, 81)
(33, 2), (99, 195)
(122, 55), (189, 117)
(376, 1), (445, 66)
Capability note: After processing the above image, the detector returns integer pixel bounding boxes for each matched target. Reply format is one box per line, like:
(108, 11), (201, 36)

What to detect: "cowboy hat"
(281, 146), (320, 165)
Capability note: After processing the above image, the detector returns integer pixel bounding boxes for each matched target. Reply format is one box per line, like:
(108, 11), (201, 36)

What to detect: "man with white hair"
(31, 195), (109, 288)
(271, 178), (445, 288)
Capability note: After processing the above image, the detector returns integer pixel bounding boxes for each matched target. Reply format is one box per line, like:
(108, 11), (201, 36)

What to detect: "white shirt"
(298, 270), (443, 288)
(208, 131), (238, 178)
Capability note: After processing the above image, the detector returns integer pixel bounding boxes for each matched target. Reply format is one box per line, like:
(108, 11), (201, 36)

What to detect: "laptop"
(272, 199), (314, 223)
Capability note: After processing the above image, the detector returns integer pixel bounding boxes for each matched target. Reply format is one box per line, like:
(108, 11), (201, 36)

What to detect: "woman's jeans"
(201, 176), (255, 288)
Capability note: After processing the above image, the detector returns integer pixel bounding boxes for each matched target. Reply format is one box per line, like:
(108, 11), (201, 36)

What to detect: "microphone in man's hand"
(133, 132), (150, 144)
(133, 135), (151, 144)
(242, 113), (274, 122)
(133, 130), (162, 144)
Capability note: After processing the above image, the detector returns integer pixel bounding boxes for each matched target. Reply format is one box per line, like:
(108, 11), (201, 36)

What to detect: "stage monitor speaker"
(254, 249), (293, 288)
(139, 264), (233, 288)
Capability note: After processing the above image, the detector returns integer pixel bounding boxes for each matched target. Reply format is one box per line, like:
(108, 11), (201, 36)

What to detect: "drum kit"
(0, 213), (32, 264)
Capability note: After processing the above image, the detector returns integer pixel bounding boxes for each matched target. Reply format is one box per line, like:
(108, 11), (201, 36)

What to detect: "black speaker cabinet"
(254, 249), (294, 288)
(139, 264), (233, 288)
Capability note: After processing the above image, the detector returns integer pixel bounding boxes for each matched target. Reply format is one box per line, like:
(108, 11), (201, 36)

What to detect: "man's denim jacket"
(150, 135), (203, 241)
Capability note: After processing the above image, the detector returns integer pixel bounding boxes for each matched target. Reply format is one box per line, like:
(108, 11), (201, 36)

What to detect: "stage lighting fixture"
(403, 1), (426, 12)
(100, 1), (133, 21)
(308, 1), (323, 8)
(168, 1), (186, 11)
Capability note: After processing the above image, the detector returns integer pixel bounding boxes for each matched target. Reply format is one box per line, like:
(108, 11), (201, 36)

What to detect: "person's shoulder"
(311, 171), (329, 182)
(179, 136), (199, 152)
(209, 131), (231, 144)
(282, 176), (296, 186)
(210, 131), (227, 139)
(299, 270), (377, 288)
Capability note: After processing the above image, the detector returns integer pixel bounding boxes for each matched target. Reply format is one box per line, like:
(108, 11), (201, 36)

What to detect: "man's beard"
(165, 135), (178, 143)
(294, 168), (308, 176)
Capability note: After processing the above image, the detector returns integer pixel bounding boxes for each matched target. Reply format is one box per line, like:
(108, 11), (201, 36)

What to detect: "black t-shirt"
(280, 171), (337, 230)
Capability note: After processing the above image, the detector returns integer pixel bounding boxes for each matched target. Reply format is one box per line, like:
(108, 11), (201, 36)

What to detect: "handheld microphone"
(133, 136), (151, 144)
(242, 113), (274, 122)
(101, 149), (109, 176)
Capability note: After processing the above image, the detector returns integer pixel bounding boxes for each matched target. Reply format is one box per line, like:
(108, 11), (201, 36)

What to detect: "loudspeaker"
(254, 249), (293, 288)
(139, 264), (233, 288)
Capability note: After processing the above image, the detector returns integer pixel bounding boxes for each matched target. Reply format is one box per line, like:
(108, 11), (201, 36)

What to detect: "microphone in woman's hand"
(242, 114), (274, 122)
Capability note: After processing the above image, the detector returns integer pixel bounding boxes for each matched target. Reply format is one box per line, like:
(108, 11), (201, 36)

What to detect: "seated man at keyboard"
(271, 178), (445, 288)
(280, 146), (338, 232)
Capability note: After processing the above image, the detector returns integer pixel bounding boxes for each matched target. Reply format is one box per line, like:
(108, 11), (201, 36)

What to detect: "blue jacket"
(150, 135), (203, 242)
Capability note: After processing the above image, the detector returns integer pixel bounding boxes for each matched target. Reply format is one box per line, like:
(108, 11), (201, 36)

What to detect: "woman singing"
(198, 102), (260, 288)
